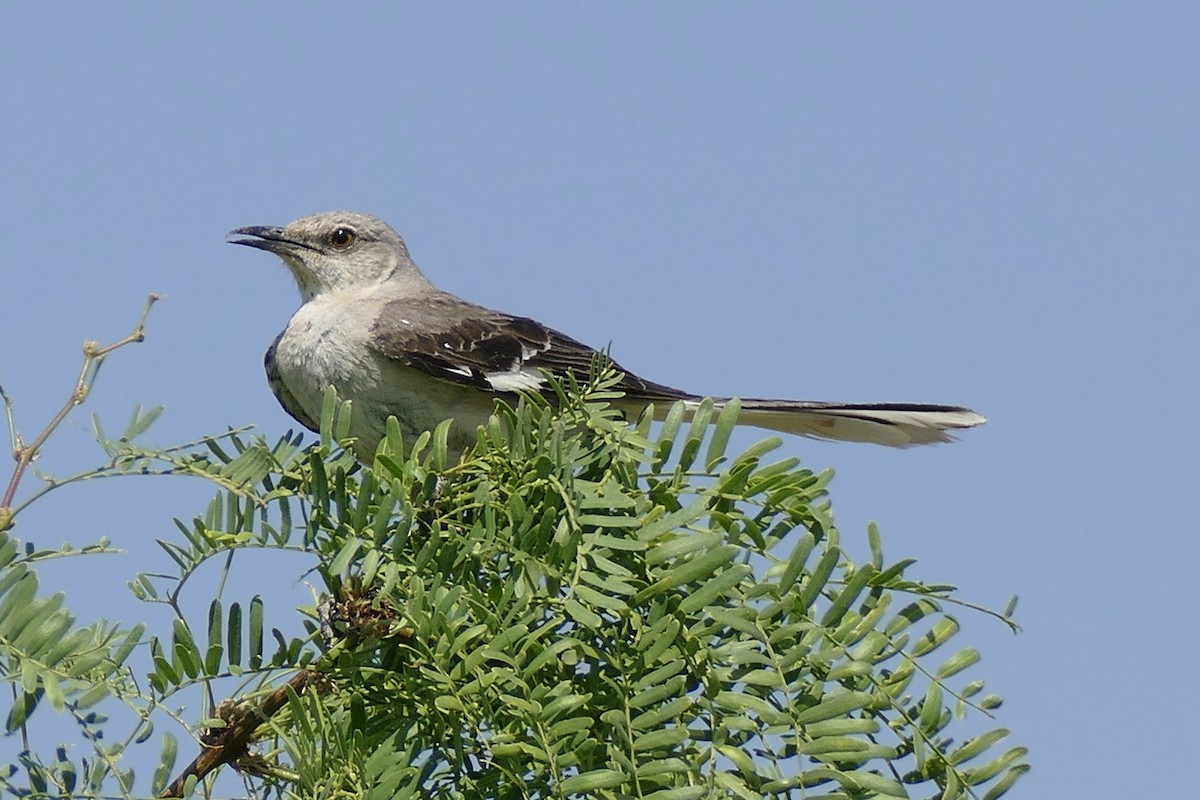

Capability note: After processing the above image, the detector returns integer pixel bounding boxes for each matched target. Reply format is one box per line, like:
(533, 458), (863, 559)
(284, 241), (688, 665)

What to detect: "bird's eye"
(329, 227), (356, 249)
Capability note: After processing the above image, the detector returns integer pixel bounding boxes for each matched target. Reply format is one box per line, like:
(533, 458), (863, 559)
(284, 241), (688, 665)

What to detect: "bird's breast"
(272, 295), (490, 456)
(272, 298), (383, 431)
(277, 302), (377, 388)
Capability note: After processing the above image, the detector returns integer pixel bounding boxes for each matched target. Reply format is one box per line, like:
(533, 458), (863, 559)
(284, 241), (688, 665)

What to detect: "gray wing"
(265, 333), (320, 432)
(368, 293), (691, 401)
(363, 294), (986, 449)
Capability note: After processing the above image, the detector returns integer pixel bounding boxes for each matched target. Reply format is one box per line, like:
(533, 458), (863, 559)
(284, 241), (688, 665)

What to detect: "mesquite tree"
(0, 324), (1027, 799)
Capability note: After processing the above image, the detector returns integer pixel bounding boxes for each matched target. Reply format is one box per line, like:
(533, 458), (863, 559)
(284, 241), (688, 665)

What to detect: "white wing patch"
(481, 342), (553, 392)
(485, 367), (548, 392)
(432, 334), (554, 392)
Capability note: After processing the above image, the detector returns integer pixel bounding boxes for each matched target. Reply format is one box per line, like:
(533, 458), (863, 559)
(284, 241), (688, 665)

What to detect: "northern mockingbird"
(229, 211), (984, 459)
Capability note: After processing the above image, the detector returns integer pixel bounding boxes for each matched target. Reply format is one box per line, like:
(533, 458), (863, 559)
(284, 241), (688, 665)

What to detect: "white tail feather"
(672, 399), (986, 448)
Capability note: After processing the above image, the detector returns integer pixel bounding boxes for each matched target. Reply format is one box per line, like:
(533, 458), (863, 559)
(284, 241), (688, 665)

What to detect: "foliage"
(0, 368), (1028, 799)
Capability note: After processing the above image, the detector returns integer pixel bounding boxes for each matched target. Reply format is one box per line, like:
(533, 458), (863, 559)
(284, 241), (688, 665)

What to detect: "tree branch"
(160, 669), (315, 798)
(0, 294), (160, 525)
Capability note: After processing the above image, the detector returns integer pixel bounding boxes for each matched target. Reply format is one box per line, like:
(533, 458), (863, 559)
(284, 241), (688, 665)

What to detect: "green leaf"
(5, 690), (39, 731)
(583, 530), (646, 548)
(912, 616), (961, 657)
(886, 598), (941, 636)
(840, 770), (907, 797)
(111, 624), (145, 668)
(804, 717), (880, 737)
(820, 563), (876, 627)
(949, 728), (1010, 766)
(319, 386), (339, 447)
(329, 537), (363, 576)
(705, 398), (740, 470)
(122, 404), (165, 440)
(0, 570), (38, 633)
(778, 530), (816, 594)
(794, 691), (874, 725)
(630, 696), (692, 731)
(75, 682), (111, 709)
(574, 584), (628, 612)
(632, 726), (688, 752)
(557, 768), (627, 794)
(227, 602), (242, 668)
(659, 545), (738, 587)
(964, 746), (1029, 785)
(20, 654), (40, 695)
(249, 596), (264, 670)
(642, 786), (707, 800)
(676, 398), (714, 472)
(797, 540), (840, 611)
(41, 673), (65, 712)
(11, 602), (70, 658)
(937, 646), (981, 679)
(434, 695), (464, 713)
(638, 498), (713, 544)
(205, 599), (223, 675)
(919, 681), (945, 732)
(0, 533), (18, 568)
(151, 733), (178, 796)
(150, 640), (180, 688)
(677, 564), (751, 613)
(629, 674), (687, 711)
(714, 690), (790, 726)
(563, 598), (602, 629)
(982, 764), (1031, 800)
(867, 520), (883, 567)
(653, 401), (687, 468)
(645, 529), (724, 564)
(716, 743), (758, 778)
(539, 692), (591, 722)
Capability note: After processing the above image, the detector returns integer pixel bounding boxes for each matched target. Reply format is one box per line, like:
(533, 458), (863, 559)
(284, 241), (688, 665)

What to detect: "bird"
(228, 211), (984, 460)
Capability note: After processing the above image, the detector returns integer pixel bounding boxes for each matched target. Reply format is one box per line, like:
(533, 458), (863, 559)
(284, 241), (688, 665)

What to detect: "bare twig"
(160, 669), (316, 798)
(0, 427), (257, 521)
(0, 384), (21, 457)
(0, 294), (160, 525)
(160, 593), (410, 797)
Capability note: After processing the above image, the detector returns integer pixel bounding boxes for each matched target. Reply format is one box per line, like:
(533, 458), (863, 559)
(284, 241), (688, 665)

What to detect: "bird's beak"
(226, 225), (307, 254)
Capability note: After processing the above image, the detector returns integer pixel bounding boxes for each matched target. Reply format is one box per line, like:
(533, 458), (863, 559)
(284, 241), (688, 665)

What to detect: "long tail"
(681, 399), (986, 447)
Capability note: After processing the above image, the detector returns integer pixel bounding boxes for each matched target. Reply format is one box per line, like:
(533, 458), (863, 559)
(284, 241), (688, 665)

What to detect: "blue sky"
(2, 4), (1197, 797)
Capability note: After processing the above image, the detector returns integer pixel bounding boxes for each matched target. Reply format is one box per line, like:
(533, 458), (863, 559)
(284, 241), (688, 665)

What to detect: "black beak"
(227, 225), (302, 253)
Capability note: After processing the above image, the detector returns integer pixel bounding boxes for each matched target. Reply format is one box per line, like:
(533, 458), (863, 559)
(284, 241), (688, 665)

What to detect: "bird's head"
(228, 211), (431, 301)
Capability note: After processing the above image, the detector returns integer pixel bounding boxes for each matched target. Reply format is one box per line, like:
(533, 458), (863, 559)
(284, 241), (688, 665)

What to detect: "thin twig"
(0, 385), (21, 457)
(0, 294), (160, 522)
(160, 667), (316, 797)
(2, 424), (260, 520)
(159, 595), (405, 796)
